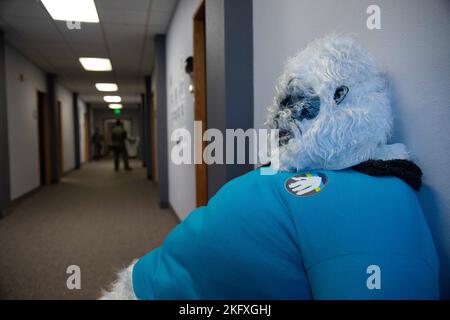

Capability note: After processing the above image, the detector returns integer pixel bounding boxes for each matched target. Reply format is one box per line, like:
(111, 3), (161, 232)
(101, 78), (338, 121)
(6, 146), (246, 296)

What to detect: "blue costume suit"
(132, 169), (439, 299)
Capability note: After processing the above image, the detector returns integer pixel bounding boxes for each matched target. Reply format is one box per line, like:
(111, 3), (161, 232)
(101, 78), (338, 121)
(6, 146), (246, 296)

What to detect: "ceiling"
(0, 0), (177, 106)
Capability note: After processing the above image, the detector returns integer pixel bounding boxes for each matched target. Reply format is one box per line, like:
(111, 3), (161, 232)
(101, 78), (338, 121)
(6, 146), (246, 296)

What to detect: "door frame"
(151, 91), (158, 183)
(193, 0), (208, 207)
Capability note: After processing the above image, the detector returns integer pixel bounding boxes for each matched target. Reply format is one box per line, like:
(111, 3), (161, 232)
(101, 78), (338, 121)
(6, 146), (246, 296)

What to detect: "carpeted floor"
(0, 159), (179, 300)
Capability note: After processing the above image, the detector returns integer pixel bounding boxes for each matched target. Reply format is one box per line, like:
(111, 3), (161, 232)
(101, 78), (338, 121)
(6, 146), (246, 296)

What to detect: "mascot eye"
(334, 85), (349, 105)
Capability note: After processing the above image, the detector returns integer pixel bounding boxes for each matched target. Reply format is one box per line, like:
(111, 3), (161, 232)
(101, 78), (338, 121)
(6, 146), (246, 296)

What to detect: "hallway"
(0, 160), (179, 299)
(0, 0), (448, 302)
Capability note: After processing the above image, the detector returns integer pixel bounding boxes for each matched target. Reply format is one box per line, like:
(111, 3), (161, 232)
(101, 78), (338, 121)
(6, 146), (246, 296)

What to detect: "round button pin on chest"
(285, 172), (329, 196)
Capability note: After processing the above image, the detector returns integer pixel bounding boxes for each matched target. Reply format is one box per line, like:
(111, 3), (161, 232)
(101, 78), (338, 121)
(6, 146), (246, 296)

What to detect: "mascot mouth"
(278, 127), (295, 146)
(274, 89), (321, 146)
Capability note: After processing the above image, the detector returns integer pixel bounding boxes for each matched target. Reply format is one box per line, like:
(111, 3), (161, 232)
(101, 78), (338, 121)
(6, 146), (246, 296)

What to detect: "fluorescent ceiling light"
(104, 96), (122, 103)
(79, 58), (112, 71)
(108, 104), (123, 110)
(41, 0), (100, 23)
(95, 83), (118, 92)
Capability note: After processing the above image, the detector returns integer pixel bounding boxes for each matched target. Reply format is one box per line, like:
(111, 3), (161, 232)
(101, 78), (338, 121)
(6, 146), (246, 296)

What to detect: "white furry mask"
(266, 35), (409, 172)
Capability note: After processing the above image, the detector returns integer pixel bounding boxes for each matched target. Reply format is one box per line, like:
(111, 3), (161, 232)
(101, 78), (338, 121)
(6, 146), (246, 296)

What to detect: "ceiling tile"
(0, 0), (178, 102)
(0, 0), (47, 20)
(54, 20), (104, 44)
(148, 23), (167, 34)
(96, 0), (151, 12)
(151, 0), (178, 13)
(2, 16), (65, 44)
(149, 11), (172, 27)
(103, 24), (147, 38)
(98, 8), (149, 26)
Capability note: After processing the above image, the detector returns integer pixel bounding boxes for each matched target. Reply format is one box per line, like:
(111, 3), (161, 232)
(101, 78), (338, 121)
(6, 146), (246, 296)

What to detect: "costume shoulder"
(279, 169), (439, 299)
(132, 169), (312, 300)
(132, 168), (439, 300)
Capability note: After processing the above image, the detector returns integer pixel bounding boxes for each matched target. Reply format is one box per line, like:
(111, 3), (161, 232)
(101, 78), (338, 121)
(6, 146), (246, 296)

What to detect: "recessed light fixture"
(41, 0), (100, 23)
(104, 96), (121, 103)
(108, 104), (123, 110)
(95, 83), (118, 92)
(79, 58), (112, 71)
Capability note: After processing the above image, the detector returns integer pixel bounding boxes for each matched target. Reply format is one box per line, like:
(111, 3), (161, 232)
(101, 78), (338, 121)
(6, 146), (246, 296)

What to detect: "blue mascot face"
(266, 35), (394, 171)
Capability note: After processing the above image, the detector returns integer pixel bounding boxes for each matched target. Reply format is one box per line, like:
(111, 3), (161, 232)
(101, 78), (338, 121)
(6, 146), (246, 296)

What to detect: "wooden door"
(37, 91), (51, 186)
(57, 101), (63, 175)
(193, 0), (208, 207)
(84, 112), (89, 162)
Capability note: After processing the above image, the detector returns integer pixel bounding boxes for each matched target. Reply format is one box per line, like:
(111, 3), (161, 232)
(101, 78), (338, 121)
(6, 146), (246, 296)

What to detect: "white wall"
(253, 0), (450, 298)
(5, 44), (80, 199)
(56, 84), (75, 172)
(5, 45), (46, 200)
(166, 0), (201, 220)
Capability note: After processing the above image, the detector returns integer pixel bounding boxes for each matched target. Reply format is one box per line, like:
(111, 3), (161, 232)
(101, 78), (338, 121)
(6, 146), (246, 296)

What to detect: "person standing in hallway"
(111, 120), (131, 171)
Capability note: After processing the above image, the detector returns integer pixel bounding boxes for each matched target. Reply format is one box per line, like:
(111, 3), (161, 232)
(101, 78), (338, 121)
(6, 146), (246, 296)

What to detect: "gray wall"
(144, 76), (152, 179)
(0, 30), (10, 214)
(205, 0), (226, 198)
(253, 0), (450, 298)
(206, 0), (254, 198)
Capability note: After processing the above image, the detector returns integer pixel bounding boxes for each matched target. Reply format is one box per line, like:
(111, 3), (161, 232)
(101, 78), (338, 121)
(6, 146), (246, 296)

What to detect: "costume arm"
(302, 183), (440, 300)
(132, 206), (209, 299)
(307, 253), (439, 299)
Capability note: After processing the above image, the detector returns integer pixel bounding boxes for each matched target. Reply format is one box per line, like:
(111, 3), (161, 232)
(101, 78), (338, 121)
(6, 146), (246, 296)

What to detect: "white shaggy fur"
(99, 260), (137, 300)
(266, 34), (408, 171)
(101, 35), (409, 300)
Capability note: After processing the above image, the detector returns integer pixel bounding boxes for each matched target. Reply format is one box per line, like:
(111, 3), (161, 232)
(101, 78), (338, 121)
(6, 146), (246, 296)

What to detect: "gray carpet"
(0, 159), (179, 300)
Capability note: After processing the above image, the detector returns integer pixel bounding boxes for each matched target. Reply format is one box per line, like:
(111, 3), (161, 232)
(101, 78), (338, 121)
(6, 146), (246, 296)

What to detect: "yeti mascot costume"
(101, 35), (439, 300)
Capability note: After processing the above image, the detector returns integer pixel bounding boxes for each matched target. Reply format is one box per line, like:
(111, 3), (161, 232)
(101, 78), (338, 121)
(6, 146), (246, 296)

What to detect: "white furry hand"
(99, 260), (138, 300)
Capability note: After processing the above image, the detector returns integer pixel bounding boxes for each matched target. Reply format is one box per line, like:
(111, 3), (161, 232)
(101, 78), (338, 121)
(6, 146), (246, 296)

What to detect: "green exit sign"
(114, 109), (122, 115)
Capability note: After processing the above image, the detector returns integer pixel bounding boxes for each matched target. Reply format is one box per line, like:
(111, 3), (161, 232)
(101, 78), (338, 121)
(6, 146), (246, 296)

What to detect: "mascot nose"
(280, 93), (321, 121)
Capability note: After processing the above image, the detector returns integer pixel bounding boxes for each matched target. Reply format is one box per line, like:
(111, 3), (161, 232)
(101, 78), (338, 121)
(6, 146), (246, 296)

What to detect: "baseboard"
(12, 186), (42, 203)
(158, 201), (181, 222)
(1, 185), (43, 219)
(0, 203), (13, 219)
(63, 167), (77, 176)
(159, 201), (169, 209)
